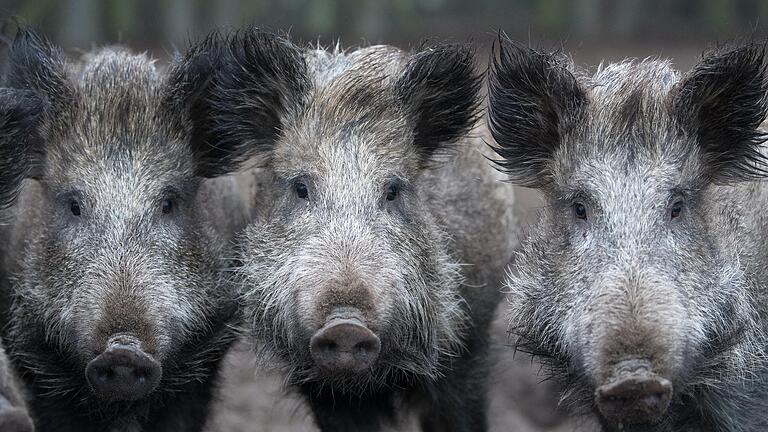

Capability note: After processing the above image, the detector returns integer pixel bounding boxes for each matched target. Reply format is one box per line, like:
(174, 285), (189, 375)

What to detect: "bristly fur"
(8, 300), (238, 431)
(186, 28), (311, 174)
(672, 43), (768, 183)
(0, 27), (250, 432)
(3, 28), (73, 180)
(487, 34), (587, 188)
(395, 42), (483, 163)
(199, 28), (514, 432)
(489, 35), (768, 432)
(0, 88), (42, 208)
(5, 28), (73, 112)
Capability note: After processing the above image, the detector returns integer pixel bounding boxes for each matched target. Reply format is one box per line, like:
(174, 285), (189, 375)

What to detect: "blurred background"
(2, 0), (768, 69)
(0, 1), (764, 431)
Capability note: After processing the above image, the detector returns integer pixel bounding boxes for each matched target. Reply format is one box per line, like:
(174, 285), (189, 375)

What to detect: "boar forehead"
(273, 45), (417, 182)
(559, 60), (682, 159)
(44, 49), (194, 184)
(545, 60), (718, 243)
(553, 60), (696, 197)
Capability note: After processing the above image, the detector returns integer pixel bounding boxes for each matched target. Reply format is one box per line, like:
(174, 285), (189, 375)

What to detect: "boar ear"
(5, 29), (63, 181)
(395, 43), (482, 163)
(172, 30), (310, 178)
(487, 36), (587, 188)
(7, 28), (72, 109)
(672, 43), (768, 183)
(0, 88), (44, 207)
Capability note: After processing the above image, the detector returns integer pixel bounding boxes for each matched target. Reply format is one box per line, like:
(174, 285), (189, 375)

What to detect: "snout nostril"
(316, 340), (337, 352)
(85, 343), (162, 402)
(595, 363), (673, 425)
(96, 369), (113, 384)
(354, 341), (375, 353)
(134, 369), (149, 383)
(310, 319), (381, 373)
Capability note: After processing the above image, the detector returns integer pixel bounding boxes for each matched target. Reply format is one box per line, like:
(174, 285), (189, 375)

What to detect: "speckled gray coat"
(489, 36), (768, 432)
(196, 30), (519, 431)
(0, 29), (252, 432)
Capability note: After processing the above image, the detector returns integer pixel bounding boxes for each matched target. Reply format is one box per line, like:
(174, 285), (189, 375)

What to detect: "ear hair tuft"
(395, 42), (482, 164)
(0, 88), (44, 208)
(7, 28), (72, 109)
(673, 42), (768, 183)
(170, 28), (310, 178)
(487, 34), (587, 188)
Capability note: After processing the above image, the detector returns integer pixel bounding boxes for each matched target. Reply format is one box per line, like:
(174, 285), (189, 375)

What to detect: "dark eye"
(295, 182), (309, 200)
(162, 198), (174, 214)
(386, 184), (399, 201)
(70, 200), (81, 217)
(574, 202), (587, 220)
(670, 200), (684, 220)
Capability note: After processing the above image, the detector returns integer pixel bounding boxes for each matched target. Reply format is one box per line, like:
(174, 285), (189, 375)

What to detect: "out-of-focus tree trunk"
(166, 0), (195, 48)
(60, 0), (101, 48)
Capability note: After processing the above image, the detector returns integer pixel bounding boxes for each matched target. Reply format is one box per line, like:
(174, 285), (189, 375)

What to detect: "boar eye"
(161, 198), (174, 214)
(386, 184), (399, 201)
(70, 200), (81, 217)
(670, 200), (684, 220)
(294, 182), (309, 200)
(573, 202), (587, 220)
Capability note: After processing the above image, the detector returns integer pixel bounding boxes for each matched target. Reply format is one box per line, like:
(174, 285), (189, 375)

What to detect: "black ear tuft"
(487, 35), (587, 188)
(171, 29), (311, 178)
(672, 43), (768, 183)
(0, 88), (44, 208)
(395, 42), (482, 162)
(6, 28), (71, 108)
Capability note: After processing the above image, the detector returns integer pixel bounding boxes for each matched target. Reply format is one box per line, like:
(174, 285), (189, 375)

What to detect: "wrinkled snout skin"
(0, 30), (250, 432)
(489, 38), (768, 431)
(570, 258), (692, 422)
(309, 309), (381, 373)
(85, 335), (162, 402)
(595, 359), (673, 425)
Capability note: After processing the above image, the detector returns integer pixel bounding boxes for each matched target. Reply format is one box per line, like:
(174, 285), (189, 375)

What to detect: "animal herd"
(0, 25), (766, 432)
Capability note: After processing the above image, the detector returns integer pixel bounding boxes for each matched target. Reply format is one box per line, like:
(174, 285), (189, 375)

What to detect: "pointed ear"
(168, 29), (310, 178)
(487, 36), (587, 188)
(0, 88), (44, 207)
(672, 43), (768, 183)
(7, 28), (72, 110)
(395, 43), (482, 163)
(4, 29), (62, 181)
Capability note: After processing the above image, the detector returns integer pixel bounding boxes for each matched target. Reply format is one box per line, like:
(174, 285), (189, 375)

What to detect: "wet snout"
(310, 308), (381, 373)
(85, 334), (162, 402)
(595, 359), (673, 425)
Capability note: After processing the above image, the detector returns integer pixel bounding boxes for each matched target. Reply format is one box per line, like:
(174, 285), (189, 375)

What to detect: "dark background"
(2, 0), (768, 69)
